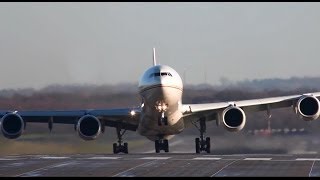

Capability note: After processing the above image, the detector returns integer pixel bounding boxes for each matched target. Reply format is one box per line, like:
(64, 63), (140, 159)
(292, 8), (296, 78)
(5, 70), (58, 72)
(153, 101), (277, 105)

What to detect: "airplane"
(1, 48), (320, 154)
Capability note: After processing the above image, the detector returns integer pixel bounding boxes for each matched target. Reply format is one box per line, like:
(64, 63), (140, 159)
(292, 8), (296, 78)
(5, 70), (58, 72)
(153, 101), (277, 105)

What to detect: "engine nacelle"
(295, 95), (320, 121)
(76, 115), (102, 140)
(0, 113), (25, 139)
(221, 106), (246, 132)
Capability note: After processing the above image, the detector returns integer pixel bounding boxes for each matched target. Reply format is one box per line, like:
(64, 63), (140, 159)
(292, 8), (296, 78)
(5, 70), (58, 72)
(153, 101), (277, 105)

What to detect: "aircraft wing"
(0, 107), (141, 131)
(182, 92), (320, 123)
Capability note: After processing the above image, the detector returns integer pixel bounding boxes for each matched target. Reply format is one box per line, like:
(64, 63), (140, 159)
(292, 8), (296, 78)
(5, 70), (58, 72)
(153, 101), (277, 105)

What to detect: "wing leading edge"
(0, 107), (141, 131)
(182, 92), (320, 123)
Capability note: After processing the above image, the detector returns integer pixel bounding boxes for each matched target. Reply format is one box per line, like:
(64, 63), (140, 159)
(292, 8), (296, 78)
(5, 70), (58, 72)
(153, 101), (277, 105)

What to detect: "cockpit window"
(150, 72), (172, 77)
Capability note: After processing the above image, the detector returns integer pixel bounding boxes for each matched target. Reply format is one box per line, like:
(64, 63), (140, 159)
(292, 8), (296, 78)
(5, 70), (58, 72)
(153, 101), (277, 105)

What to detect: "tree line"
(0, 78), (320, 134)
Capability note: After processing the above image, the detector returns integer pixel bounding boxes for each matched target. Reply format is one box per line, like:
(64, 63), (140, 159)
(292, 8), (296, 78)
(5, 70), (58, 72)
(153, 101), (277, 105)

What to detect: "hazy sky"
(1, 2), (320, 89)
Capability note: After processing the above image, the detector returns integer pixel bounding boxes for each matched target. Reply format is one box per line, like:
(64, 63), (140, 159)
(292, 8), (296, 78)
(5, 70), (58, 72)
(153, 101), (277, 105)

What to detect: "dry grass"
(0, 133), (146, 155)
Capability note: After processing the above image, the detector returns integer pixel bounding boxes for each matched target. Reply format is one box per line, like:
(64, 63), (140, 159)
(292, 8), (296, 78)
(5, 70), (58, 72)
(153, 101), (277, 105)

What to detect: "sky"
(1, 2), (320, 89)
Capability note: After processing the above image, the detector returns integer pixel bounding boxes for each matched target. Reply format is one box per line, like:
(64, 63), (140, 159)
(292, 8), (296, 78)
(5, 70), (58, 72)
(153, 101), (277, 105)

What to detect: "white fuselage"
(137, 65), (184, 141)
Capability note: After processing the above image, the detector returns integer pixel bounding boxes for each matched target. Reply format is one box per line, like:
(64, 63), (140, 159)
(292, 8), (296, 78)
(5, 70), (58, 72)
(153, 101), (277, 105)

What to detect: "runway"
(0, 153), (319, 177)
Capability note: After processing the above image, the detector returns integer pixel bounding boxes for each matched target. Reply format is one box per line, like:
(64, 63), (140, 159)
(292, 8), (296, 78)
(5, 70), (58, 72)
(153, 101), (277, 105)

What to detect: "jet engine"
(0, 113), (25, 139)
(76, 115), (102, 140)
(295, 95), (320, 121)
(221, 106), (246, 132)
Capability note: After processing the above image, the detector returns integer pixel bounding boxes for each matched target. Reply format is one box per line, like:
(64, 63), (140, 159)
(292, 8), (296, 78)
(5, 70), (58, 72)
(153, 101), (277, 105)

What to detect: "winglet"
(153, 47), (157, 66)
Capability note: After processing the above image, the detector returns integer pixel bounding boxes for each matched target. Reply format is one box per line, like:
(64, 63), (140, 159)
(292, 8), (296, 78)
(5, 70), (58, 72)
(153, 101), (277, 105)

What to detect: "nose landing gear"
(155, 101), (168, 126)
(155, 135), (169, 153)
(158, 112), (168, 126)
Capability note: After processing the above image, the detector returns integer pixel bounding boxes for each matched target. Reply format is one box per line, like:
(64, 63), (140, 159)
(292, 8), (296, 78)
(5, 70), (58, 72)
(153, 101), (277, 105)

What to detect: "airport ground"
(1, 125), (320, 177)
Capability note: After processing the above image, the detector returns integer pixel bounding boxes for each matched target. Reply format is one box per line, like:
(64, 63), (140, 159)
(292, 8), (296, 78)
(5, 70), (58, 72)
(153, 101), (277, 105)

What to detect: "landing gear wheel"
(155, 139), (169, 153)
(113, 142), (128, 154)
(206, 137), (211, 153)
(124, 142), (129, 154)
(155, 140), (160, 153)
(195, 138), (200, 154)
(164, 139), (169, 152)
(113, 143), (118, 154)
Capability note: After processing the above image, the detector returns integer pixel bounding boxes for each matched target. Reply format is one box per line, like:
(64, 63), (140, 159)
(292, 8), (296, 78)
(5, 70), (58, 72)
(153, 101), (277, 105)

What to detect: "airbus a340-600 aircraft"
(1, 48), (320, 154)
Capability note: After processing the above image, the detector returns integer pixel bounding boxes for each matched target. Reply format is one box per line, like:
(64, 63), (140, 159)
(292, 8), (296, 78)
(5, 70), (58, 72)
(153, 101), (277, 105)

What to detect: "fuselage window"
(149, 72), (173, 78)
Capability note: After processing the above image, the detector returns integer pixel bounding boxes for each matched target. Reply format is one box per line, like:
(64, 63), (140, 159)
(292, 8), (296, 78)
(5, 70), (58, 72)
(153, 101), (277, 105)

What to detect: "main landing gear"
(155, 135), (169, 153)
(193, 117), (211, 154)
(113, 126), (128, 154)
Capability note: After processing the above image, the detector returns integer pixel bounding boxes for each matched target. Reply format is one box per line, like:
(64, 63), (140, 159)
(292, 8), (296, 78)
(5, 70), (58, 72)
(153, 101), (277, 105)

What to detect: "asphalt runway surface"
(1, 129), (320, 177)
(0, 153), (319, 177)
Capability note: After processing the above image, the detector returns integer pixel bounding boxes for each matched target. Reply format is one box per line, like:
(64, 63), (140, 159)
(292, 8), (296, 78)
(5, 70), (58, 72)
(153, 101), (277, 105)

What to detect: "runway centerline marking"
(140, 157), (171, 160)
(0, 158), (21, 161)
(86, 157), (121, 160)
(244, 158), (272, 161)
(39, 156), (70, 159)
(193, 157), (221, 160)
(296, 158), (320, 161)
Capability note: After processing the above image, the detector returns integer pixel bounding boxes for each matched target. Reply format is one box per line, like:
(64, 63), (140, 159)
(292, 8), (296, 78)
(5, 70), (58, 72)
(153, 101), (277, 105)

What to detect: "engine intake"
(221, 106), (246, 132)
(296, 95), (320, 121)
(76, 115), (102, 140)
(0, 113), (24, 139)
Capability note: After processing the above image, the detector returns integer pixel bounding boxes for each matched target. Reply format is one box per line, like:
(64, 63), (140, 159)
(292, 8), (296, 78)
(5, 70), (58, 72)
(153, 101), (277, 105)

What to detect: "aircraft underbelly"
(137, 86), (184, 141)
